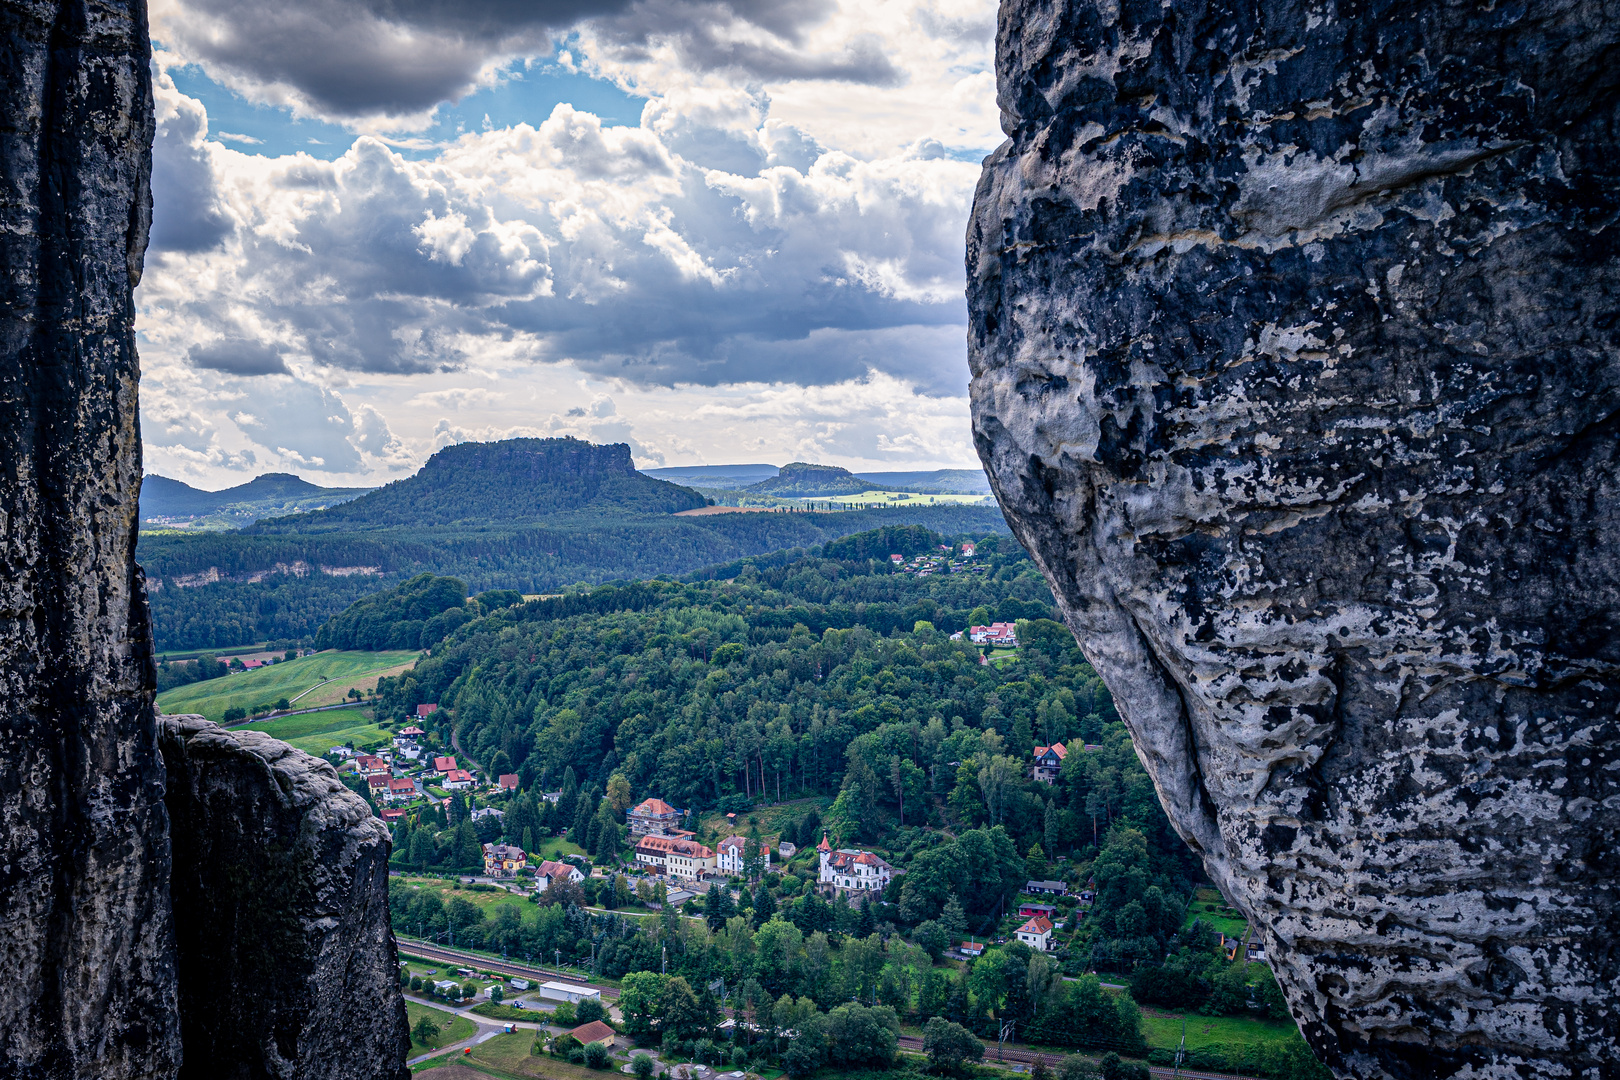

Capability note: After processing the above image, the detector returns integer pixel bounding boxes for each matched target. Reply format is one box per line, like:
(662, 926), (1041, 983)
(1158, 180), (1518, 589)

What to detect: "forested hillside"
(376, 527), (1327, 1078)
(137, 436), (1011, 650)
(139, 472), (372, 528)
(376, 530), (1193, 894)
(141, 504), (1008, 650)
(254, 438), (705, 531)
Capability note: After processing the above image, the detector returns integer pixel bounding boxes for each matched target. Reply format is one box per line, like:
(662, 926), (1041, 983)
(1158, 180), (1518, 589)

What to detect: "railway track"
(400, 939), (1267, 1080)
(396, 938), (621, 999)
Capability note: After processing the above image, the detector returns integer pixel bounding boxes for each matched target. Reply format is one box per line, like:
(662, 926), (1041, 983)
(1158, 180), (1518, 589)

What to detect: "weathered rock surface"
(968, 3), (1619, 1077)
(160, 716), (410, 1080)
(0, 3), (410, 1078)
(0, 1), (178, 1076)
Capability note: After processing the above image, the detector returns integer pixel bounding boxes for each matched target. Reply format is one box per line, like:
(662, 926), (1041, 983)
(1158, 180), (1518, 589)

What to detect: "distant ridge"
(140, 472), (373, 528)
(641, 463), (779, 490)
(743, 462), (878, 497)
(853, 469), (991, 495)
(249, 437), (706, 532)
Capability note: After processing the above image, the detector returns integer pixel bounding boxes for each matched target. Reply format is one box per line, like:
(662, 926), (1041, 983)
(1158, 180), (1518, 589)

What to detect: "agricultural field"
(154, 649), (420, 722)
(406, 1000), (474, 1056)
(802, 490), (994, 508)
(247, 708), (393, 755)
(1141, 1010), (1304, 1056)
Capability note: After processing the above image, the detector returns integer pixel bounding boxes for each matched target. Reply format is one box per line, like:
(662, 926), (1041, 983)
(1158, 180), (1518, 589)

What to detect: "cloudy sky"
(138, 0), (1001, 488)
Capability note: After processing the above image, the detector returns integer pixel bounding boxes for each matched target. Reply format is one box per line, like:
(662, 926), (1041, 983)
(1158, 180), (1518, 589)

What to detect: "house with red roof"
(442, 768), (473, 790)
(568, 1020), (616, 1049)
(816, 834), (893, 896)
(716, 834), (771, 876)
(498, 773), (519, 792)
(1015, 915), (1054, 952)
(415, 703), (438, 718)
(534, 860), (585, 893)
(379, 808), (405, 823)
(968, 622), (1018, 647)
(356, 754), (389, 777)
(430, 756), (457, 777)
(385, 777), (417, 803)
(1032, 742), (1067, 783)
(627, 797), (681, 836)
(365, 775), (388, 796)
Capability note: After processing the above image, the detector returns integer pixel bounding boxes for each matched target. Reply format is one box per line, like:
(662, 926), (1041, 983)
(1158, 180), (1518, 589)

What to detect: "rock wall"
(0, 4), (410, 1079)
(0, 2), (179, 1077)
(967, 3), (1619, 1077)
(160, 717), (410, 1080)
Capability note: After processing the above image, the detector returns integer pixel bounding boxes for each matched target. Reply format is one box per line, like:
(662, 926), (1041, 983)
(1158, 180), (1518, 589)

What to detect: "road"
(398, 939), (1267, 1080)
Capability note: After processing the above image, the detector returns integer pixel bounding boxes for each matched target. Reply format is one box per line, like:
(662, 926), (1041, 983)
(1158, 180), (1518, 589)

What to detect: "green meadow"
(155, 649), (419, 723)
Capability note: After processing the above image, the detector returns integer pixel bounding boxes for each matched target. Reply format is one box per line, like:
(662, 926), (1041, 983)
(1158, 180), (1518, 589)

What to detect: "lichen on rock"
(160, 716), (410, 1080)
(968, 2), (1619, 1077)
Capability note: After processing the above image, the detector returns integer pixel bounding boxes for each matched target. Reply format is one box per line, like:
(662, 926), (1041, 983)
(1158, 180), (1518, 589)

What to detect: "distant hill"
(854, 469), (992, 495)
(743, 462), (879, 497)
(641, 464), (779, 490)
(140, 473), (373, 529)
(250, 438), (706, 532)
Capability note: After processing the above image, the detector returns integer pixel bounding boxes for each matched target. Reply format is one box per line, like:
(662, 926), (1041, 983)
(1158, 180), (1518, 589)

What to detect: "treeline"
(314, 573), (472, 651)
(138, 505), (1010, 650)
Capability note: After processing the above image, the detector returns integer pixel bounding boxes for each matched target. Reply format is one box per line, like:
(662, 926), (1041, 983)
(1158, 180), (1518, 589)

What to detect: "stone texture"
(0, 4), (410, 1078)
(159, 717), (410, 1080)
(0, 1), (178, 1076)
(968, 3), (1619, 1077)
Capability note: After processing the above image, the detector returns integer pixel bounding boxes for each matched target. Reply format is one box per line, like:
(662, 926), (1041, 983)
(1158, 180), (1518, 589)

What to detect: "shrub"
(584, 1041), (611, 1069)
(490, 986), (503, 1003)
(410, 976), (423, 992)
(552, 1001), (576, 1027)
(222, 706), (246, 723)
(551, 1035), (582, 1060)
(632, 1054), (656, 1080)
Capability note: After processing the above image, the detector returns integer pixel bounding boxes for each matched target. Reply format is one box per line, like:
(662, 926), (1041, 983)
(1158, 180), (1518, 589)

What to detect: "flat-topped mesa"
(968, 2), (1619, 1078)
(160, 717), (410, 1080)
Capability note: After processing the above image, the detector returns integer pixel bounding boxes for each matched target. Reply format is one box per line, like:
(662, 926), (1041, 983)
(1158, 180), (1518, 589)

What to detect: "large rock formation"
(160, 717), (410, 1080)
(968, 3), (1618, 1077)
(0, 2), (179, 1075)
(0, 3), (409, 1078)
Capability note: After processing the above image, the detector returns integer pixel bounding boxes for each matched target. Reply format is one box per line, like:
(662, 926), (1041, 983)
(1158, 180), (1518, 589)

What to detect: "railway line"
(397, 938), (622, 1000)
(400, 939), (1268, 1080)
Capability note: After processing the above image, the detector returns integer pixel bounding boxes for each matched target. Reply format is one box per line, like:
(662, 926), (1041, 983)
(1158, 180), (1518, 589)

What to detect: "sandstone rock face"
(159, 717), (411, 1080)
(1, 5), (410, 1079)
(0, 2), (178, 1077)
(968, 3), (1619, 1077)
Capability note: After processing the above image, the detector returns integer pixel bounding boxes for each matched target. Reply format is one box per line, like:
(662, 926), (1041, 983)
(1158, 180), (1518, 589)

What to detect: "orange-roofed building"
(1015, 915), (1054, 952)
(1032, 742), (1068, 783)
(628, 797), (681, 836)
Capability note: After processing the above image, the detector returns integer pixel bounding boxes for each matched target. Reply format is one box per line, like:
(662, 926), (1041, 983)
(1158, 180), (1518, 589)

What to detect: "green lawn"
(532, 836), (586, 862)
(155, 649), (420, 723)
(395, 876), (535, 918)
(1142, 1010), (1301, 1054)
(1182, 888), (1249, 938)
(408, 1000), (476, 1056)
(251, 708), (396, 755)
(465, 1031), (615, 1079)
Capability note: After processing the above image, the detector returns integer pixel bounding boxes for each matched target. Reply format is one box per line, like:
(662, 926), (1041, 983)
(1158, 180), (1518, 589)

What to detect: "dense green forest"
(140, 504), (1008, 650)
(375, 525), (1326, 1078)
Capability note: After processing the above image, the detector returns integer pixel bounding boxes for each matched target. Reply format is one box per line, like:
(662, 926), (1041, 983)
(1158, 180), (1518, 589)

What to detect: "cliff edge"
(968, 2), (1619, 1077)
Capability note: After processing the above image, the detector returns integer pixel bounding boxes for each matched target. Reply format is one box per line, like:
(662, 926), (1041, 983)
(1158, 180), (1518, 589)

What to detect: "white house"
(1015, 915), (1054, 952)
(716, 834), (770, 876)
(534, 860), (585, 893)
(816, 835), (892, 896)
(442, 768), (474, 790)
(968, 622), (1018, 647)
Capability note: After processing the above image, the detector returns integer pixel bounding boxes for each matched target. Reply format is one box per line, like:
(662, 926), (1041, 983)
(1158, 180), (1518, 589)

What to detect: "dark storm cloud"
(187, 340), (292, 376)
(157, 0), (897, 121)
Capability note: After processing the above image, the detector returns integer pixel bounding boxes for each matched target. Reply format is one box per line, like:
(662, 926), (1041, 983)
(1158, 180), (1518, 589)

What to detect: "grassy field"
(1183, 887), (1249, 938)
(395, 877), (536, 919)
(691, 796), (829, 845)
(408, 1000), (476, 1056)
(805, 490), (993, 507)
(1142, 1010), (1301, 1054)
(155, 649), (420, 722)
(251, 708), (394, 755)
(465, 1032), (616, 1079)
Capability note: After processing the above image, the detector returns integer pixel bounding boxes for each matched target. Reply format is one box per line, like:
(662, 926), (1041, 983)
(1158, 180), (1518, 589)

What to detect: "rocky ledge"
(968, 2), (1619, 1077)
(160, 717), (410, 1080)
